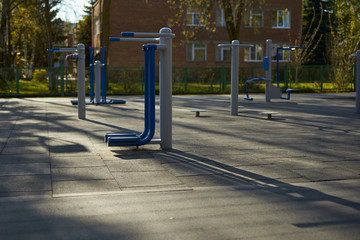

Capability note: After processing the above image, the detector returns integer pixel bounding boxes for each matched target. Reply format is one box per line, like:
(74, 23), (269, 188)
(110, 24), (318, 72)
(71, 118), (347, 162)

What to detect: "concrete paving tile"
(326, 160), (360, 174)
(51, 155), (105, 167)
(49, 144), (90, 154)
(0, 190), (52, 198)
(105, 159), (166, 172)
(52, 180), (120, 195)
(231, 164), (302, 181)
(1, 146), (48, 155)
(51, 167), (114, 181)
(178, 173), (249, 187)
(151, 152), (186, 164)
(0, 175), (51, 193)
(162, 161), (225, 177)
(207, 154), (273, 167)
(292, 168), (360, 182)
(50, 151), (98, 157)
(6, 137), (48, 147)
(0, 153), (49, 164)
(275, 157), (331, 170)
(0, 163), (50, 176)
(111, 152), (156, 160)
(112, 171), (183, 188)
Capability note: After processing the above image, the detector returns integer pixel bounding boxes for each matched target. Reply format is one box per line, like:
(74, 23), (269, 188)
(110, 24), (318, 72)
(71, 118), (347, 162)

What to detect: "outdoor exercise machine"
(69, 47), (125, 106)
(87, 47), (126, 105)
(217, 40), (253, 116)
(104, 44), (157, 147)
(352, 50), (360, 113)
(244, 39), (278, 102)
(47, 44), (86, 119)
(244, 39), (305, 102)
(104, 28), (174, 149)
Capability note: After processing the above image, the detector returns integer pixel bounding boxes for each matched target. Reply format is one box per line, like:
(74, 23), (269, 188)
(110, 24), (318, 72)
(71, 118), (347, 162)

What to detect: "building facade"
(92, 0), (303, 68)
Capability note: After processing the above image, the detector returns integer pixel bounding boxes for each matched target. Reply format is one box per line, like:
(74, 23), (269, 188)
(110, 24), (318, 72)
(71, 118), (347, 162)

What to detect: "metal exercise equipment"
(105, 45), (157, 146)
(244, 39), (305, 101)
(351, 50), (360, 113)
(47, 44), (86, 119)
(70, 47), (125, 106)
(105, 28), (174, 149)
(217, 40), (253, 116)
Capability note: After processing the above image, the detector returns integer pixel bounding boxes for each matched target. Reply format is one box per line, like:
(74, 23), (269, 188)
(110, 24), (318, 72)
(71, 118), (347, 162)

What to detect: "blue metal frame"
(244, 78), (271, 101)
(101, 47), (107, 104)
(105, 44), (157, 147)
(89, 47), (95, 103)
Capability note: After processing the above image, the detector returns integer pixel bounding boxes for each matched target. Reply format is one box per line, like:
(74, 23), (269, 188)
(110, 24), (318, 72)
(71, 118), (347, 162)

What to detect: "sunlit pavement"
(0, 93), (359, 239)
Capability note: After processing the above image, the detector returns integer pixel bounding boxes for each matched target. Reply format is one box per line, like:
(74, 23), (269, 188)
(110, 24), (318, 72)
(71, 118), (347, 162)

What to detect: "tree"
(167, 0), (265, 43)
(75, 0), (96, 66)
(299, 0), (333, 65)
(328, 1), (360, 91)
(0, 0), (29, 67)
(0, 0), (64, 67)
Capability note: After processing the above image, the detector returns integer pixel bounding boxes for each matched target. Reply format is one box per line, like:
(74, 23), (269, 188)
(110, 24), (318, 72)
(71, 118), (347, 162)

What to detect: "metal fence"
(0, 65), (356, 97)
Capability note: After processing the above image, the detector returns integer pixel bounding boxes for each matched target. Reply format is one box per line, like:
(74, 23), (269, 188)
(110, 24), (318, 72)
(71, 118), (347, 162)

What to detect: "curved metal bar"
(105, 46), (151, 142)
(244, 78), (272, 101)
(107, 45), (157, 146)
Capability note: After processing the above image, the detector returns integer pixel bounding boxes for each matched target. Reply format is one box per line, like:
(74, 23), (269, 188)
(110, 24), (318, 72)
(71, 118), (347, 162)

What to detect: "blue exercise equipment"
(71, 46), (126, 105)
(244, 57), (272, 101)
(244, 40), (304, 101)
(104, 44), (157, 147)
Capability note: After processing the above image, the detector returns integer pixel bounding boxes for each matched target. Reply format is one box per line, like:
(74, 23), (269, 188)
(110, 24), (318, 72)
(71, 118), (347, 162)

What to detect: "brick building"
(92, 0), (303, 68)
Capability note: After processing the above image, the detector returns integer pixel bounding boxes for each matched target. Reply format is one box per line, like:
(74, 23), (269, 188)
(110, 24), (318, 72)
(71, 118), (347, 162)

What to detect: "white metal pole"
(265, 39), (272, 103)
(356, 50), (360, 113)
(77, 43), (86, 119)
(231, 40), (240, 116)
(159, 27), (172, 149)
(95, 60), (101, 105)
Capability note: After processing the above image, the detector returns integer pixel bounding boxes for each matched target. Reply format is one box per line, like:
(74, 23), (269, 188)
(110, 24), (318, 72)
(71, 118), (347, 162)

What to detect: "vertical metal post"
(159, 27), (172, 149)
(356, 50), (360, 113)
(265, 39), (272, 103)
(89, 47), (95, 103)
(60, 64), (64, 96)
(284, 64), (288, 89)
(101, 47), (107, 103)
(230, 40), (240, 116)
(276, 48), (280, 88)
(95, 60), (101, 104)
(77, 43), (86, 119)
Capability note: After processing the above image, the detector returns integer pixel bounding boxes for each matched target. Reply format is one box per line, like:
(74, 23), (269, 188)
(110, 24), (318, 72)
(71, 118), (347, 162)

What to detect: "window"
(244, 44), (263, 62)
(187, 43), (207, 62)
(272, 9), (291, 28)
(216, 45), (231, 62)
(272, 43), (291, 62)
(186, 11), (206, 26)
(244, 10), (263, 28)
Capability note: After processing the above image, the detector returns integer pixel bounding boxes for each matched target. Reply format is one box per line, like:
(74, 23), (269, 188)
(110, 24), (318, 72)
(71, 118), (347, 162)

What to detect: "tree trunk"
(222, 0), (244, 42)
(0, 0), (10, 67)
(44, 0), (55, 90)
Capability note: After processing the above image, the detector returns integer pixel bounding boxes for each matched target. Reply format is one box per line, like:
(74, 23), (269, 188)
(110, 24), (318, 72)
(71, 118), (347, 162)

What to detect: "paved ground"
(0, 93), (359, 239)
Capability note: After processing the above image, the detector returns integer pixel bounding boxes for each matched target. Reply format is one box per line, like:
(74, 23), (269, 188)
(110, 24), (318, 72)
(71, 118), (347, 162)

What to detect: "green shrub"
(32, 69), (48, 82)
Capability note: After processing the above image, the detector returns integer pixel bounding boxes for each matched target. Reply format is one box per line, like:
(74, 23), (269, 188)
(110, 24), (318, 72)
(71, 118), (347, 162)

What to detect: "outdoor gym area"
(0, 92), (359, 239)
(0, 26), (360, 238)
